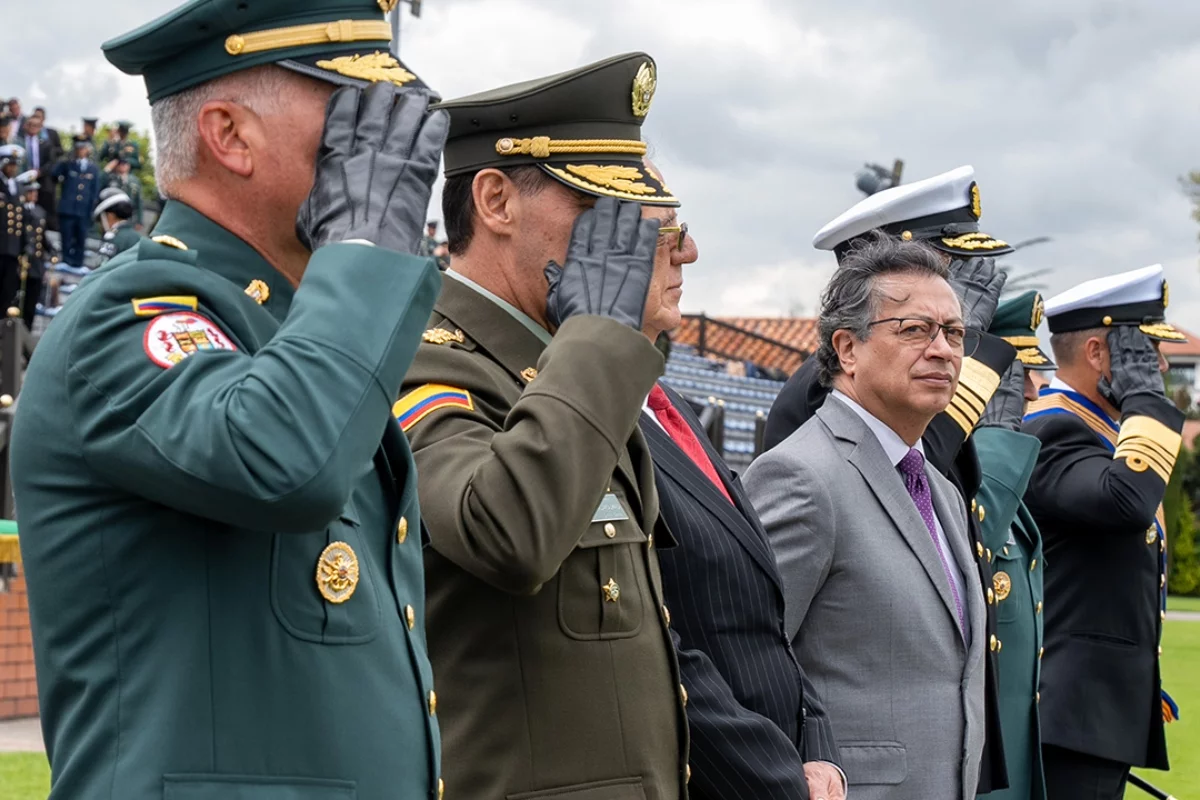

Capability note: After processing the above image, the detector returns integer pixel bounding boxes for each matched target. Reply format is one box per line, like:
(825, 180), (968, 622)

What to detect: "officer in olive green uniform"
(105, 157), (143, 224)
(11, 2), (450, 798)
(398, 54), (689, 800)
(99, 120), (142, 170)
(975, 291), (1055, 800)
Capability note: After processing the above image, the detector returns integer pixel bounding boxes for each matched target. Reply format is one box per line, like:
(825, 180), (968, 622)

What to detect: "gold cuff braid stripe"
(1115, 415), (1182, 482)
(496, 137), (648, 159)
(1116, 443), (1174, 480)
(1117, 415), (1183, 459)
(225, 19), (391, 56)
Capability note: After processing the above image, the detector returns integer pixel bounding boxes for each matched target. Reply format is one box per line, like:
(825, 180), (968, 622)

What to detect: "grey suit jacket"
(743, 396), (987, 800)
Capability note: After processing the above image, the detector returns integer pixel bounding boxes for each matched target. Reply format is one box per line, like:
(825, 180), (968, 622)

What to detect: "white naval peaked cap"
(1045, 264), (1185, 342)
(812, 165), (1012, 259)
(93, 191), (132, 218)
(0, 144), (24, 164)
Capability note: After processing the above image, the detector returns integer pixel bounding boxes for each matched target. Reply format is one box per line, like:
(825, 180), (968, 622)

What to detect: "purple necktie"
(897, 448), (965, 636)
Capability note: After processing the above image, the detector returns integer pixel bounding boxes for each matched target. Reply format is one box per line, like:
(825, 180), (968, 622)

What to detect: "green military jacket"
(399, 275), (689, 800)
(11, 200), (443, 800)
(974, 427), (1046, 800)
(99, 137), (141, 170)
(97, 220), (143, 262)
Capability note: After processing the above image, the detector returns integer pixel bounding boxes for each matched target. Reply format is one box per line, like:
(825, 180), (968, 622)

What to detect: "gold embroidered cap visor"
(434, 52), (678, 206)
(102, 0), (431, 104)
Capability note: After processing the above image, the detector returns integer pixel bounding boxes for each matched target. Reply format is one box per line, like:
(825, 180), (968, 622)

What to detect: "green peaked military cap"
(103, 0), (430, 104)
(989, 290), (1055, 370)
(435, 52), (678, 206)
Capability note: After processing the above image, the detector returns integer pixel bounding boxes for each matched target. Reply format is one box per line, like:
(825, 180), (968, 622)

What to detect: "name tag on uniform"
(591, 493), (629, 523)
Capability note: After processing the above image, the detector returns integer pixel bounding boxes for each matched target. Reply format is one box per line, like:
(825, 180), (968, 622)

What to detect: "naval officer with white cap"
(762, 164), (1019, 794)
(1022, 264), (1183, 799)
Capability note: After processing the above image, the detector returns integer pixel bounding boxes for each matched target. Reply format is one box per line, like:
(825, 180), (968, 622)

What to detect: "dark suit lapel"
(640, 395), (783, 591)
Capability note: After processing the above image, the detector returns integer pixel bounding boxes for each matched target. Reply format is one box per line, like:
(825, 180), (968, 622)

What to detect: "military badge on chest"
(143, 311), (237, 367)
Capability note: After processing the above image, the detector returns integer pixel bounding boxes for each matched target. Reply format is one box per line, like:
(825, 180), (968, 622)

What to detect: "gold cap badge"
(316, 541), (360, 604)
(378, 0), (399, 10)
(1031, 293), (1045, 330)
(631, 62), (656, 118)
(1163, 280), (1170, 309)
(520, 367), (539, 383)
(969, 183), (982, 220)
(992, 570), (1012, 602)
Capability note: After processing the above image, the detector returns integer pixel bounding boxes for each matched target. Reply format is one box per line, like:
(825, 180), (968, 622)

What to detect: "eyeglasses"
(867, 317), (980, 357)
(657, 221), (688, 252)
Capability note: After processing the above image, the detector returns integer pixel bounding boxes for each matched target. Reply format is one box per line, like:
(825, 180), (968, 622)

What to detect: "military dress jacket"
(399, 275), (689, 800)
(52, 158), (102, 218)
(1022, 385), (1182, 770)
(1, 181), (24, 258)
(100, 137), (142, 170)
(11, 200), (444, 800)
(98, 220), (143, 263)
(20, 202), (51, 279)
(973, 427), (1046, 800)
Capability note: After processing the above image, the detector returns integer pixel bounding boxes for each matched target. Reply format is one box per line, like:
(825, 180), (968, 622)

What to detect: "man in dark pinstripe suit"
(638, 201), (845, 800)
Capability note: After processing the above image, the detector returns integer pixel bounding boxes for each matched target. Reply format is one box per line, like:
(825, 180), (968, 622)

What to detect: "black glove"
(543, 197), (660, 332)
(297, 83), (449, 254)
(949, 257), (1007, 331)
(978, 359), (1026, 431)
(1098, 326), (1166, 408)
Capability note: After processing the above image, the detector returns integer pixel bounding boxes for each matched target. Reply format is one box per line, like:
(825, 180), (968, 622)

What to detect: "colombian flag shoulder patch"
(131, 296), (200, 317)
(394, 384), (474, 432)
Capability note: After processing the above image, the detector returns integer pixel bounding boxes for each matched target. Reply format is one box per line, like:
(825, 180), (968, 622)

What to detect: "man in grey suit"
(744, 232), (989, 799)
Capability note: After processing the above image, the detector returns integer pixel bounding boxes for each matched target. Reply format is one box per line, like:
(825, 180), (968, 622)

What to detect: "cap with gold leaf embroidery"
(813, 165), (1013, 260)
(435, 52), (677, 206)
(103, 0), (431, 104)
(989, 290), (1055, 370)
(1045, 264), (1185, 343)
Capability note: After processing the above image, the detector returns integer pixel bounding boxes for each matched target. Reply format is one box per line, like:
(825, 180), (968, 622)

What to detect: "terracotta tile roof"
(672, 316), (816, 374)
(1159, 326), (1200, 358)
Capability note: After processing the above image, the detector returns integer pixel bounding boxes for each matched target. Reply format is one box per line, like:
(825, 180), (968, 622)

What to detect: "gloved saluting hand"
(949, 256), (1007, 331)
(544, 196), (661, 331)
(297, 82), (449, 255)
(978, 358), (1026, 431)
(1098, 326), (1167, 408)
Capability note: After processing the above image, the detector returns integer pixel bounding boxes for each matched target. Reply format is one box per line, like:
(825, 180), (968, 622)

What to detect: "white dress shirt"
(830, 390), (971, 641)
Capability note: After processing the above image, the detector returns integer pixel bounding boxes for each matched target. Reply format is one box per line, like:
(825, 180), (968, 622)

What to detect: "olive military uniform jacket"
(97, 220), (143, 263)
(12, 201), (444, 800)
(399, 275), (689, 800)
(973, 427), (1046, 800)
(1022, 383), (1182, 770)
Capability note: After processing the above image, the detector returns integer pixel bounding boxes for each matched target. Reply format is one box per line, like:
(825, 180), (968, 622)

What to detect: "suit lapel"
(640, 391), (783, 590)
(820, 398), (964, 636)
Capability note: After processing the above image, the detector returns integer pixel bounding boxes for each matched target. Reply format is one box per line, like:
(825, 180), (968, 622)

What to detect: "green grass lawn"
(1169, 594), (1200, 613)
(1, 622), (1198, 799)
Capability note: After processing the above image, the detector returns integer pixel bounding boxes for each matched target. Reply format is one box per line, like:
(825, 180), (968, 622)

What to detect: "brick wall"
(0, 574), (39, 719)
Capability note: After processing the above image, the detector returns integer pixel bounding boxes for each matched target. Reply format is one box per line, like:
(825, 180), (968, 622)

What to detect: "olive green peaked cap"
(435, 52), (678, 206)
(989, 290), (1055, 370)
(103, 0), (430, 104)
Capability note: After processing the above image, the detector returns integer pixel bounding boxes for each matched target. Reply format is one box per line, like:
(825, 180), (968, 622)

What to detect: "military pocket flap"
(163, 773), (356, 799)
(839, 741), (908, 785)
(507, 776), (645, 800)
(577, 519), (647, 548)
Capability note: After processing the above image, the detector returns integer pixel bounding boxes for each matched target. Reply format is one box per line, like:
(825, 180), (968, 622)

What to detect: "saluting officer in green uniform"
(397, 54), (690, 799)
(975, 291), (1055, 800)
(11, 1), (451, 798)
(99, 119), (142, 171)
(105, 157), (143, 225)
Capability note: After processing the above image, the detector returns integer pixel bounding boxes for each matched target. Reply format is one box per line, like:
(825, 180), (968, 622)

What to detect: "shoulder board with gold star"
(422, 327), (466, 346)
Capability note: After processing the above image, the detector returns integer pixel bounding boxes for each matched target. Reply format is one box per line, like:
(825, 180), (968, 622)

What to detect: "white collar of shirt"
(642, 388), (667, 432)
(444, 269), (552, 346)
(1049, 376), (1077, 393)
(830, 389), (925, 466)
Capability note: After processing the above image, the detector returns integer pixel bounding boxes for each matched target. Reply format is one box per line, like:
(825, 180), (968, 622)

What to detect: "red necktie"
(647, 385), (733, 504)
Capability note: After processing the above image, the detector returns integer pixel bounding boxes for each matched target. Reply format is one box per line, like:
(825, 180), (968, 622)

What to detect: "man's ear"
(831, 329), (858, 377)
(1085, 334), (1110, 376)
(471, 169), (519, 239)
(195, 100), (260, 179)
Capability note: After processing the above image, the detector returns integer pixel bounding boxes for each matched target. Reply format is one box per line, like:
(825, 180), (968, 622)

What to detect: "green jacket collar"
(151, 200), (296, 323)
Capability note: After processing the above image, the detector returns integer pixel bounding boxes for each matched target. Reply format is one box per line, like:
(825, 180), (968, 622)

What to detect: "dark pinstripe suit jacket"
(641, 383), (840, 800)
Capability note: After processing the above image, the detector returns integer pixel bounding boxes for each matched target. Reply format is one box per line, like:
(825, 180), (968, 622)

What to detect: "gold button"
(1039, 647), (1044, 659)
(680, 684), (688, 706)
(1036, 691), (1041, 704)
(986, 588), (994, 605)
(1036, 601), (1043, 615)
(647, 533), (654, 549)
(428, 690), (437, 715)
(1158, 646), (1163, 657)
(686, 765), (691, 783)
(1030, 558), (1037, 571)
(604, 522), (617, 539)
(990, 634), (998, 652)
(986, 548), (992, 562)
(438, 778), (445, 800)
(1161, 574), (1167, 588)
(978, 505), (986, 522)
(976, 542), (984, 558)
(1003, 546), (1010, 556)
(397, 516), (408, 544)
(406, 604), (416, 630)
(997, 638), (1003, 652)
(662, 605), (671, 626)
(1146, 527), (1158, 545)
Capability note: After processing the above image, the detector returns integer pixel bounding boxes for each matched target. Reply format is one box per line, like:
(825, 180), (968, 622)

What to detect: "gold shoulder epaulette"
(423, 328), (466, 345)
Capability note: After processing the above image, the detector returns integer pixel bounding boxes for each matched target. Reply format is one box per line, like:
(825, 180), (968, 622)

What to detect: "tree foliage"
(1170, 444), (1200, 596)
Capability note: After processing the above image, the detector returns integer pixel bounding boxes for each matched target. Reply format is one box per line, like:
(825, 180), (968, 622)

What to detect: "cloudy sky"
(10, 0), (1200, 326)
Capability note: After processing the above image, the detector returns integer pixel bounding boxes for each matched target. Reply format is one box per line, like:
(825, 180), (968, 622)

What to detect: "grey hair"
(150, 66), (293, 198)
(816, 231), (952, 387)
(1049, 328), (1107, 367)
